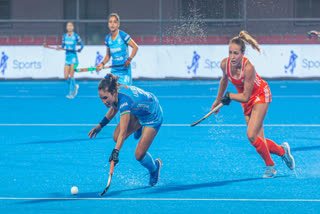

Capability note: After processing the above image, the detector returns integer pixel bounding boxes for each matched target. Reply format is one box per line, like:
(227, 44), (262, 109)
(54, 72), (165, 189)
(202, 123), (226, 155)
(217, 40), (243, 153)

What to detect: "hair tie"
(104, 75), (110, 79)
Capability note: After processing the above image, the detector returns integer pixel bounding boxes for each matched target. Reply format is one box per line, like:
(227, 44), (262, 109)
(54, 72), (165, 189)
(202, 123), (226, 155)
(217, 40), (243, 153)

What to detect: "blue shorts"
(65, 54), (78, 65)
(111, 73), (132, 85)
(138, 94), (163, 131)
(111, 67), (132, 85)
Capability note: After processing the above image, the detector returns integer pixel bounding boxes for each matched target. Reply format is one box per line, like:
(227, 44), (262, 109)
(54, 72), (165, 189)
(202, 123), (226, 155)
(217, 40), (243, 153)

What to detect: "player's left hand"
(88, 125), (102, 138)
(124, 57), (132, 67)
(76, 48), (82, 53)
(221, 92), (232, 105)
(109, 149), (119, 166)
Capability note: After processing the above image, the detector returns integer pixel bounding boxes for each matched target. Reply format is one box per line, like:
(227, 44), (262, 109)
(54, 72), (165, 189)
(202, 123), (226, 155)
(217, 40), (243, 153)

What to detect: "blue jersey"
(62, 33), (83, 65)
(105, 30), (131, 75)
(113, 85), (163, 131)
(62, 33), (84, 54)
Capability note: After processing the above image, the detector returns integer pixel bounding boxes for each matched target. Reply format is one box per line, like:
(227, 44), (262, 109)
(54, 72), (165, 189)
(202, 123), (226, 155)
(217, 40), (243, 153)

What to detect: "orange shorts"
(241, 84), (272, 115)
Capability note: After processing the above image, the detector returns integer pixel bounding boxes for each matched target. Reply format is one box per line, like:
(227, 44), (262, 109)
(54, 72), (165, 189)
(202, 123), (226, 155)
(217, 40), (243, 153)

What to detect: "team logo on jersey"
(120, 102), (128, 109)
(137, 103), (150, 109)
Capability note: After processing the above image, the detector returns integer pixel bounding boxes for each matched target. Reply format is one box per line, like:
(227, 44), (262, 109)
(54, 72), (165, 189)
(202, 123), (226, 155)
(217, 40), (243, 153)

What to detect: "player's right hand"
(211, 101), (221, 114)
(109, 149), (119, 166)
(96, 63), (104, 71)
(88, 125), (102, 138)
(56, 46), (62, 50)
(221, 92), (231, 105)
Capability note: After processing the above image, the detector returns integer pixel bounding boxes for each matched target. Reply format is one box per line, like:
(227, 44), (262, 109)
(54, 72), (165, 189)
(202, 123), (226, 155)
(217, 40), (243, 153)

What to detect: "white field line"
(1, 124), (320, 127)
(0, 197), (319, 202)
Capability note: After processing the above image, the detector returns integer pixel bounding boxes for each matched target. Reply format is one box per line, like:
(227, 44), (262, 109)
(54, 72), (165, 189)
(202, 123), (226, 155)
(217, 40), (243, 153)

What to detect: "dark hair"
(230, 31), (261, 53)
(108, 13), (120, 23)
(98, 73), (120, 94)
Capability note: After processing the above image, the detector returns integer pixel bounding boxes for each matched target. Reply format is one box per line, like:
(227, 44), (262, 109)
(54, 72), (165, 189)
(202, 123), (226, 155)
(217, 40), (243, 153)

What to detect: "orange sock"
(266, 139), (285, 156)
(251, 137), (274, 166)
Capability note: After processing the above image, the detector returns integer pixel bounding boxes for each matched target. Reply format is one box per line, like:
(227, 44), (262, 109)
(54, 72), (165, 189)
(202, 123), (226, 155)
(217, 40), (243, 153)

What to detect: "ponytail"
(230, 31), (261, 53)
(98, 73), (120, 94)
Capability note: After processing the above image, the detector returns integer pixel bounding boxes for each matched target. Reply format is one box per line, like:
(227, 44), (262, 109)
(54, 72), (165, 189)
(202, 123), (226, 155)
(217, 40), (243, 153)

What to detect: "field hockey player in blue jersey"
(96, 13), (141, 138)
(88, 73), (163, 186)
(96, 13), (138, 85)
(57, 22), (84, 99)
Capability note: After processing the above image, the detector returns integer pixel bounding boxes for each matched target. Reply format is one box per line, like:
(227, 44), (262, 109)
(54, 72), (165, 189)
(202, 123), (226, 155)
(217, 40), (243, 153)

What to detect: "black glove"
(109, 149), (119, 165)
(77, 48), (82, 53)
(221, 92), (231, 105)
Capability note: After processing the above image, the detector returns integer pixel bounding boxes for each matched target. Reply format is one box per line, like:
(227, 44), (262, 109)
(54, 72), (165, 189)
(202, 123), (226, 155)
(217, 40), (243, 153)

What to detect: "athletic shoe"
(73, 84), (79, 97)
(149, 158), (162, 186)
(66, 94), (74, 99)
(263, 165), (277, 178)
(134, 126), (143, 140)
(281, 142), (295, 170)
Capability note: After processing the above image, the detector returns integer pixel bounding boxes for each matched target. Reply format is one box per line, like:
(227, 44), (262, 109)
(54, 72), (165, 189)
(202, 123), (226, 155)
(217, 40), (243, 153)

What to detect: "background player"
(96, 13), (141, 137)
(57, 22), (84, 99)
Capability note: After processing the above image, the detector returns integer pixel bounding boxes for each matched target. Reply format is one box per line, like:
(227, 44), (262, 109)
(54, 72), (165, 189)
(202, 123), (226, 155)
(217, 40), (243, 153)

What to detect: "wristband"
(99, 116), (110, 128)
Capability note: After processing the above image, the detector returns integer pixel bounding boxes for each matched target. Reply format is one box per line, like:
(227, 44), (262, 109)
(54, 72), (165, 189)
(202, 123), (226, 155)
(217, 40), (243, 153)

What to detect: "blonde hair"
(230, 31), (261, 53)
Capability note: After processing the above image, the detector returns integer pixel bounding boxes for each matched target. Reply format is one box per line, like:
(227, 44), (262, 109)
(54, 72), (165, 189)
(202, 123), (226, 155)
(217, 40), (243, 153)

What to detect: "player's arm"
(115, 112), (130, 151)
(88, 106), (118, 138)
(97, 48), (111, 71)
(211, 59), (229, 111)
(105, 106), (118, 122)
(77, 40), (84, 52)
(124, 39), (139, 67)
(229, 63), (255, 103)
(108, 112), (130, 166)
(57, 36), (65, 50)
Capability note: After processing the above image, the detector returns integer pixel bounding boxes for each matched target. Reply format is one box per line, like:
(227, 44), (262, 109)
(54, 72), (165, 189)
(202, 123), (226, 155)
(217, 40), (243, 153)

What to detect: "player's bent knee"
(135, 150), (146, 161)
(113, 132), (118, 143)
(247, 131), (257, 143)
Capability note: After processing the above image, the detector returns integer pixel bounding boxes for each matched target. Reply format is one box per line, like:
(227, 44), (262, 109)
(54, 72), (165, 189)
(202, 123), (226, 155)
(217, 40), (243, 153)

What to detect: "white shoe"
(66, 94), (74, 99)
(281, 142), (295, 170)
(263, 165), (277, 178)
(73, 84), (79, 97)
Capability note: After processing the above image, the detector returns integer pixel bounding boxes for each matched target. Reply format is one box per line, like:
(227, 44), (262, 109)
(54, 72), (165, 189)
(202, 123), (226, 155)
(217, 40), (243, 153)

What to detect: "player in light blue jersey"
(88, 74), (163, 186)
(57, 22), (84, 99)
(96, 13), (138, 85)
(96, 13), (141, 138)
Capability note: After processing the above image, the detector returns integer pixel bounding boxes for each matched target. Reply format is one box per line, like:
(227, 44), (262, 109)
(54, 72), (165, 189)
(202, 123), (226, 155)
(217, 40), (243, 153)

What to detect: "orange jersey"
(226, 57), (271, 115)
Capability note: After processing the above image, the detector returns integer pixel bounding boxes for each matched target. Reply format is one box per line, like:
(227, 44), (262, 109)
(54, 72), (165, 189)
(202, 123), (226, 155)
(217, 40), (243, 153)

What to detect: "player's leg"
(70, 64), (79, 97)
(113, 114), (142, 142)
(246, 103), (276, 178)
(257, 117), (295, 170)
(64, 65), (71, 98)
(135, 126), (162, 186)
(258, 127), (284, 156)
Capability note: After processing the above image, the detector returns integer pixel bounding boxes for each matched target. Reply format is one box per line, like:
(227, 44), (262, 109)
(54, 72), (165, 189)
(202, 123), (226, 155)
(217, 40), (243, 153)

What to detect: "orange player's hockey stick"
(190, 103), (224, 127)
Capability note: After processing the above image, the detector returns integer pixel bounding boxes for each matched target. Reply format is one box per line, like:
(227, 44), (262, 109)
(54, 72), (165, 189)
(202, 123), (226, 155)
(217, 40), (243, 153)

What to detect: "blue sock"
(66, 79), (70, 94)
(70, 78), (75, 94)
(139, 152), (157, 173)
